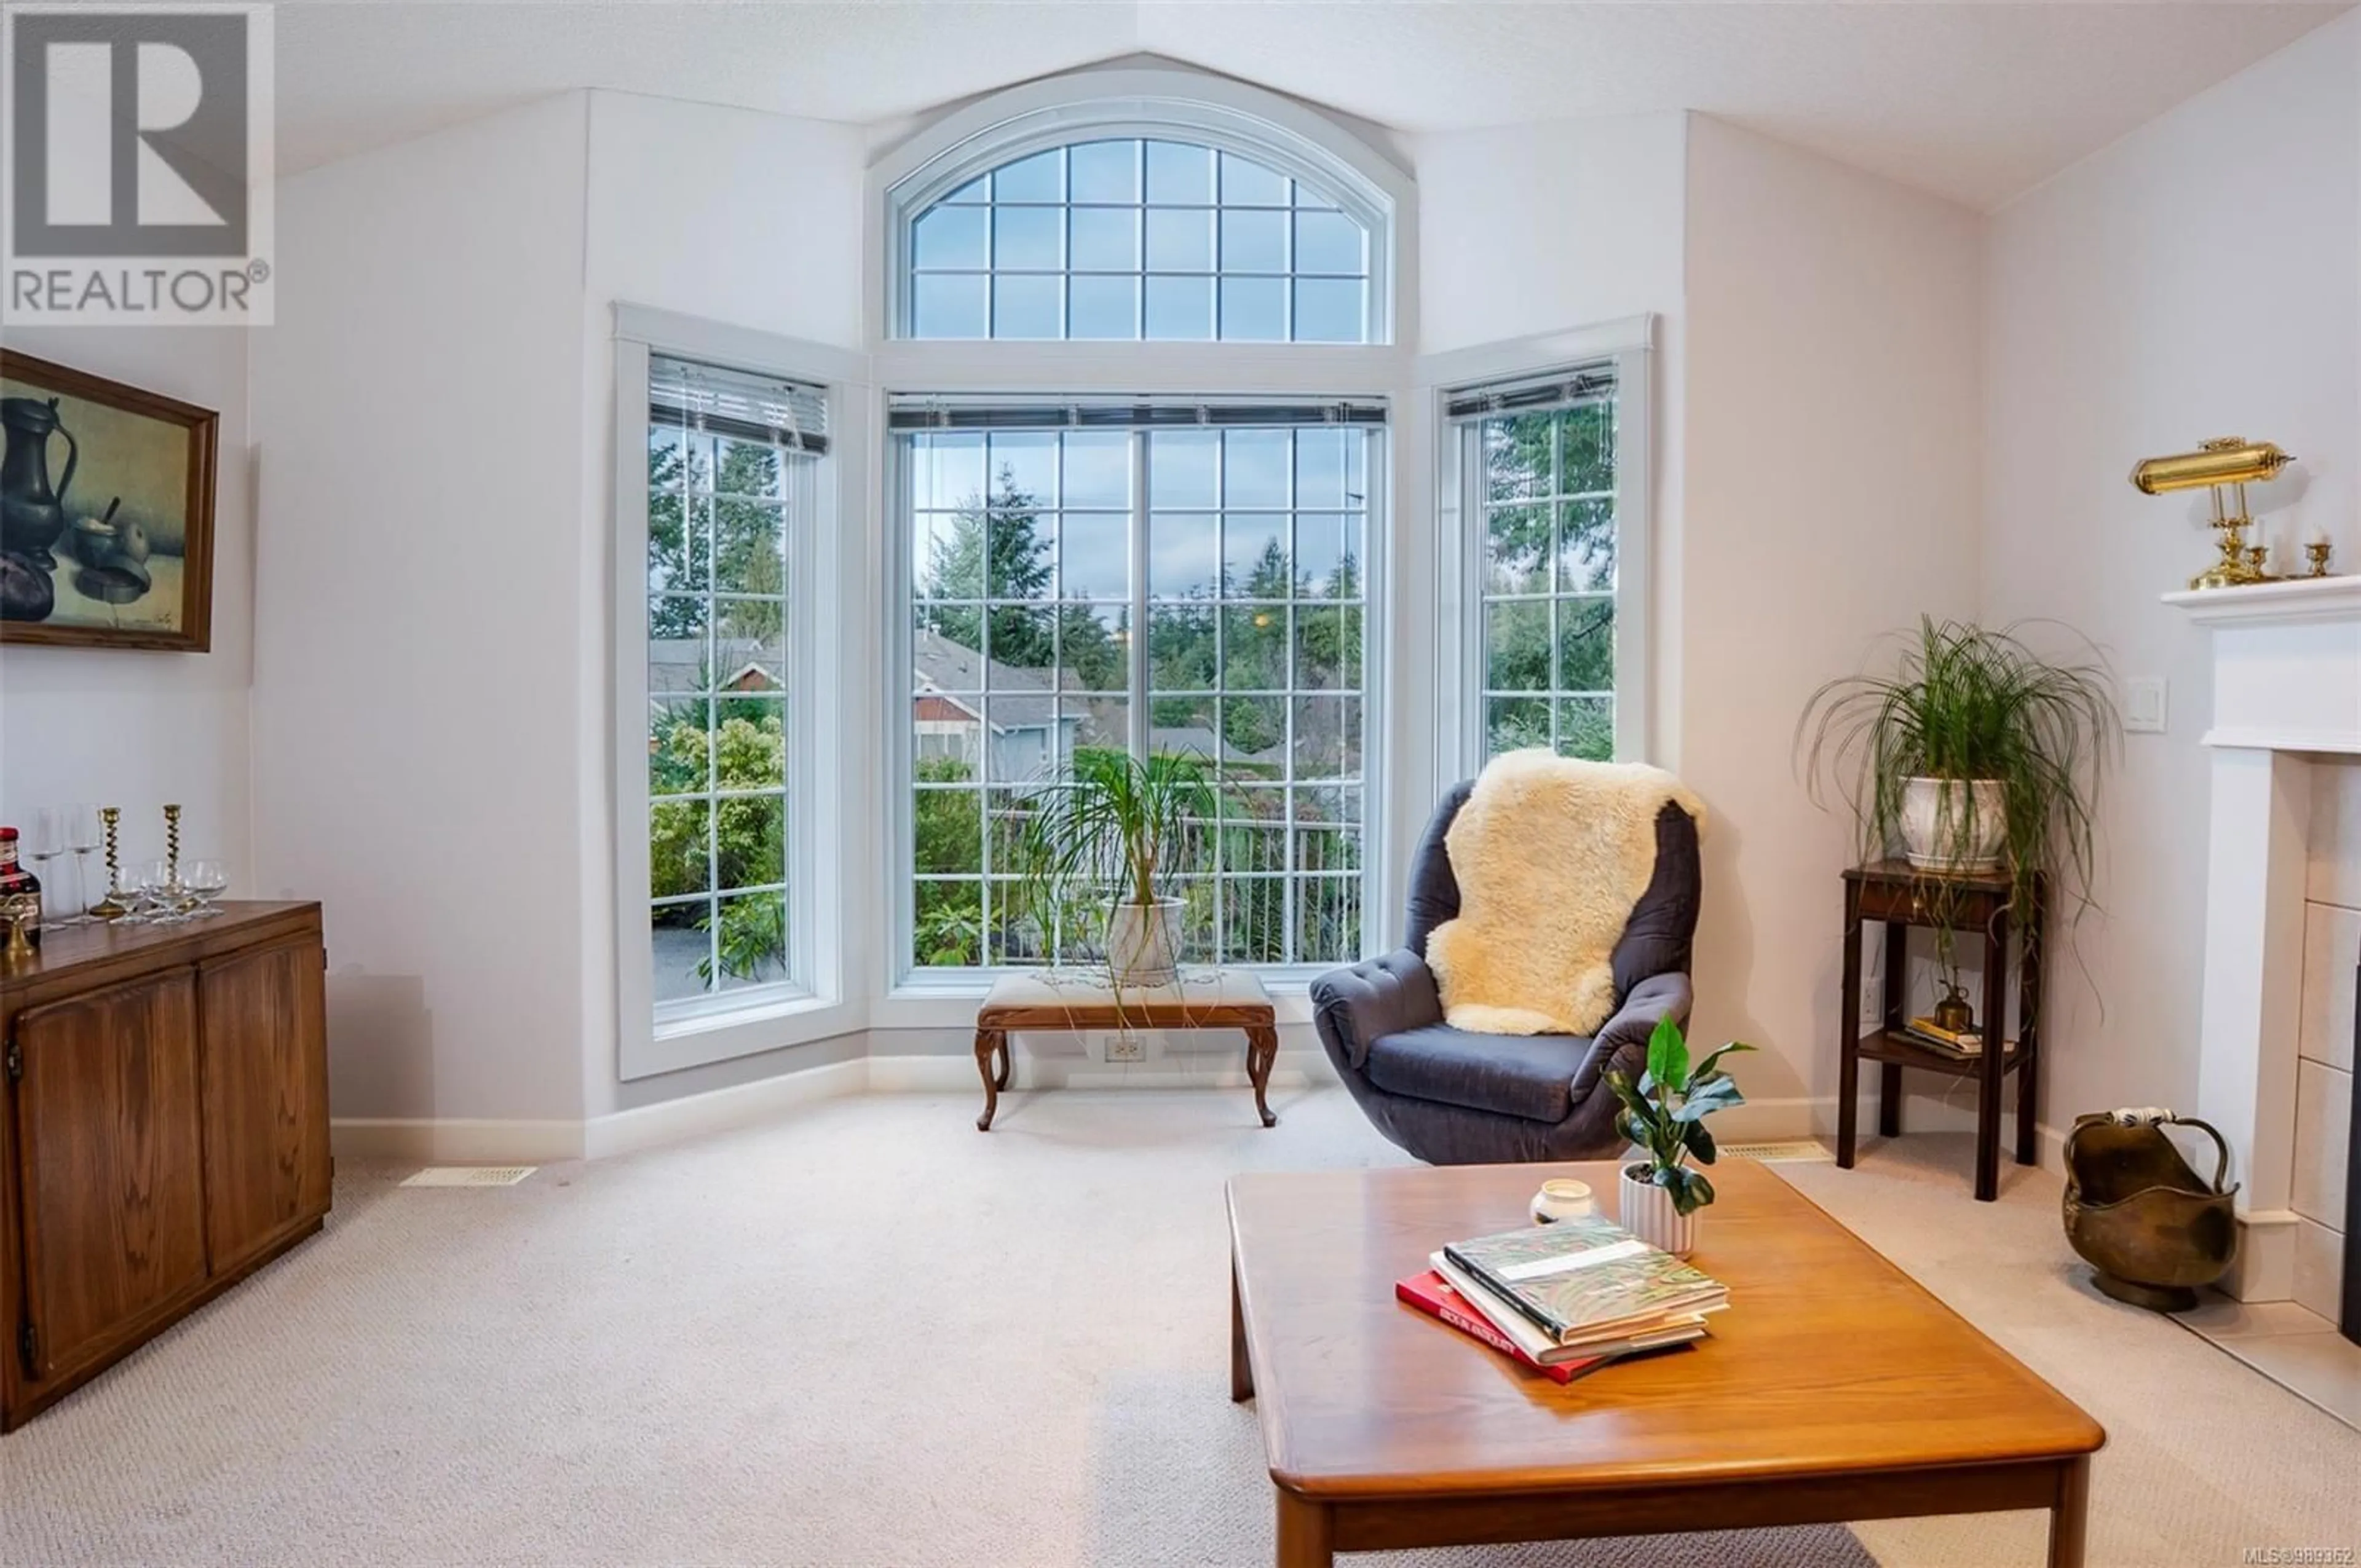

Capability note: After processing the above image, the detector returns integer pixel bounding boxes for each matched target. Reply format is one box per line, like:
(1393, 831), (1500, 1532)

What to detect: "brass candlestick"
(2307, 540), (2334, 577)
(89, 806), (130, 920)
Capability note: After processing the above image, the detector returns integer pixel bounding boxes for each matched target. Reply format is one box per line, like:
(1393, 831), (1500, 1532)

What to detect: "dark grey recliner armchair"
(1311, 782), (1702, 1165)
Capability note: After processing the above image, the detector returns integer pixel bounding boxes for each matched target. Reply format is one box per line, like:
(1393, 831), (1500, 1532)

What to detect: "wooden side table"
(972, 968), (1279, 1132)
(1840, 861), (2046, 1202)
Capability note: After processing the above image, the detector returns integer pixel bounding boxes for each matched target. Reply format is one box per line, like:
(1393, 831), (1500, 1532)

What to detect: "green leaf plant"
(1795, 616), (2119, 983)
(1011, 747), (1219, 946)
(1604, 1017), (1756, 1218)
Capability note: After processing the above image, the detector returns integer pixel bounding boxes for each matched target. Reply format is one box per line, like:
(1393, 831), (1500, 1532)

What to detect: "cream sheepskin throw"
(1427, 751), (1704, 1037)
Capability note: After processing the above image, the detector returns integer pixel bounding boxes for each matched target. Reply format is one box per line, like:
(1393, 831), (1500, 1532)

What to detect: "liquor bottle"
(0, 826), (41, 951)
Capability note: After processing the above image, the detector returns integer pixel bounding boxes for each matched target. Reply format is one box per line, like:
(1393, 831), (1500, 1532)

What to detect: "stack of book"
(1395, 1213), (1728, 1382)
(1901, 1015), (2016, 1060)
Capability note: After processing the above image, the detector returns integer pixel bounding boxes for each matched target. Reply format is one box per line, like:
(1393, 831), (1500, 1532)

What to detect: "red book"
(1394, 1269), (1607, 1384)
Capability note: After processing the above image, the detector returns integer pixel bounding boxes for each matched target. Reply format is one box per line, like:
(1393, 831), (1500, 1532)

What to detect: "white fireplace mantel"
(2167, 575), (2361, 1301)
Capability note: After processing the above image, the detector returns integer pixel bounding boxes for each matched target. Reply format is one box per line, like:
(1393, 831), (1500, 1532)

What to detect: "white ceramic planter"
(1619, 1165), (1698, 1258)
(1899, 777), (2007, 873)
(1104, 897), (1184, 988)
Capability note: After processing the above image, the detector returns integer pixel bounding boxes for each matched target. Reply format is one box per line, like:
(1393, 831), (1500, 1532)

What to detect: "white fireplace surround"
(2169, 574), (2361, 1301)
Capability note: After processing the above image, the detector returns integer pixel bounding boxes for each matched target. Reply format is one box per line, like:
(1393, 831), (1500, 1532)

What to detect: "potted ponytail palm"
(1798, 618), (2116, 932)
(1014, 749), (1216, 987)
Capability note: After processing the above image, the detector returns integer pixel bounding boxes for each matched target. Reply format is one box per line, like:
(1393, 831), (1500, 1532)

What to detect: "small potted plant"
(1604, 1017), (1754, 1258)
(1013, 749), (1216, 987)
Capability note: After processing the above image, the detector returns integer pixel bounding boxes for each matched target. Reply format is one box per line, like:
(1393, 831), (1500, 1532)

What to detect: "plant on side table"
(1605, 1017), (1754, 1258)
(1796, 617), (2117, 986)
(1012, 749), (1217, 988)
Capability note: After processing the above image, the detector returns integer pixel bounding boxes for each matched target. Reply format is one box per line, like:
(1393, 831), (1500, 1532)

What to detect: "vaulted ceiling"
(275, 1), (2353, 209)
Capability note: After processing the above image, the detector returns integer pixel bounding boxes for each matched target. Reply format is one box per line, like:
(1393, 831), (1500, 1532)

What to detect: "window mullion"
(1129, 431), (1151, 758)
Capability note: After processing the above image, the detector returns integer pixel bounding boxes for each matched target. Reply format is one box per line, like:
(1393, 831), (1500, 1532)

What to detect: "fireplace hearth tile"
(2178, 1293), (2340, 1341)
(2220, 1331), (2361, 1428)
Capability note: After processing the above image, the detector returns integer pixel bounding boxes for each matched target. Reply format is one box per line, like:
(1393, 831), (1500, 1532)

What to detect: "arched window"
(903, 139), (1372, 342)
(881, 74), (1402, 347)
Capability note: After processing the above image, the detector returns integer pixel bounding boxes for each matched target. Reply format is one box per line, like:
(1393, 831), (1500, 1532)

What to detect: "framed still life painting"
(0, 352), (218, 652)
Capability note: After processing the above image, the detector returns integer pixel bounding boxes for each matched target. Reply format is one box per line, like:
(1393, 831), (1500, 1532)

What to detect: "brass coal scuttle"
(2062, 1109), (2239, 1312)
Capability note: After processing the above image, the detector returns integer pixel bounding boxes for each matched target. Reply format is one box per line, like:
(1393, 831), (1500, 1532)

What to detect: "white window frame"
(613, 304), (872, 1079)
(1418, 318), (1656, 784)
(869, 69), (1416, 1005)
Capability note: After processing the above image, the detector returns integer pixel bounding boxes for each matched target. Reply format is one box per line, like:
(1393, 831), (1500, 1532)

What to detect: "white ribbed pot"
(1899, 777), (2007, 873)
(1104, 897), (1184, 988)
(1619, 1165), (1698, 1258)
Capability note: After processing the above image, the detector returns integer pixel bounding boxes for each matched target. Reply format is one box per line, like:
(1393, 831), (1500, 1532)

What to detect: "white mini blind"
(651, 355), (829, 453)
(887, 393), (1386, 432)
(1443, 361), (1616, 423)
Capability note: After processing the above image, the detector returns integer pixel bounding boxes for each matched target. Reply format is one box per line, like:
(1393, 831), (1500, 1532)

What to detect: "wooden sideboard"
(0, 902), (330, 1430)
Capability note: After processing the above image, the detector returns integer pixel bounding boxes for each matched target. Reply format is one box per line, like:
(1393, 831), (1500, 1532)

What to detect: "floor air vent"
(1718, 1140), (1834, 1164)
(400, 1166), (538, 1188)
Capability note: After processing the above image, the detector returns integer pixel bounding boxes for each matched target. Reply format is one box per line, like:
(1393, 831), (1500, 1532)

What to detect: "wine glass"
(138, 859), (188, 925)
(24, 809), (63, 924)
(63, 805), (101, 924)
(182, 859), (228, 917)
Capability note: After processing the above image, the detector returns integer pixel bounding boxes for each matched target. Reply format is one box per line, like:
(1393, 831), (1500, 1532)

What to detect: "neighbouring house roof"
(649, 638), (781, 698)
(911, 628), (1080, 731)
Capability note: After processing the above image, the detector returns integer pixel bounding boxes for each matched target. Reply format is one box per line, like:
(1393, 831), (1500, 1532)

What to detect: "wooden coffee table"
(1227, 1160), (2103, 1567)
(972, 968), (1278, 1132)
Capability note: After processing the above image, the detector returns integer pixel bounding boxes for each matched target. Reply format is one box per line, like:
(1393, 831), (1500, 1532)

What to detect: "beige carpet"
(1, 1085), (2354, 1567)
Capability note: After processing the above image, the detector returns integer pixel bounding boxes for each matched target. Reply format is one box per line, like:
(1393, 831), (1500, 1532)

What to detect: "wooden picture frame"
(0, 352), (218, 652)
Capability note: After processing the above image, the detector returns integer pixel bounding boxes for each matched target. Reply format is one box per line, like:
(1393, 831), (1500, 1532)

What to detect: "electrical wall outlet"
(1103, 1030), (1146, 1063)
(1859, 963), (1884, 1034)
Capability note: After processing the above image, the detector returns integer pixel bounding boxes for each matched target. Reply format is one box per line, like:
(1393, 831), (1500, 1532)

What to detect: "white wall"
(1679, 117), (1988, 1123)
(1412, 112), (1688, 358)
(1412, 112), (1691, 776)
(0, 328), (253, 904)
(1982, 12), (2361, 1128)
(250, 93), (595, 1124)
(577, 91), (868, 1115)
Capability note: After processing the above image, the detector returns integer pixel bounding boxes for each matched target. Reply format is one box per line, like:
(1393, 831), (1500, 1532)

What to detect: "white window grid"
(901, 424), (1373, 972)
(905, 140), (1372, 344)
(646, 416), (810, 1009)
(1469, 400), (1619, 762)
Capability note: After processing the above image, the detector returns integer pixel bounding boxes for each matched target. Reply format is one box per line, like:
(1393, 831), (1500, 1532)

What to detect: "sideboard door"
(9, 969), (208, 1387)
(197, 936), (331, 1275)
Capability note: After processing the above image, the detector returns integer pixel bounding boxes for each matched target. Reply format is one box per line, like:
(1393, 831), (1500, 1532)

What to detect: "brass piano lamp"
(2130, 437), (2303, 590)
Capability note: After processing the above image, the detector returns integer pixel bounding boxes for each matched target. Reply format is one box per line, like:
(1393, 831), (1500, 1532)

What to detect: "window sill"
(656, 987), (834, 1041)
(627, 988), (864, 1081)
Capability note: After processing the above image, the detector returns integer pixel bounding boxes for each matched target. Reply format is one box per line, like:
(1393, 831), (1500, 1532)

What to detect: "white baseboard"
(330, 1118), (588, 1164)
(1806, 1091), (2072, 1176)
(1694, 1097), (1819, 1145)
(582, 1058), (870, 1160)
(336, 1046), (1340, 1165)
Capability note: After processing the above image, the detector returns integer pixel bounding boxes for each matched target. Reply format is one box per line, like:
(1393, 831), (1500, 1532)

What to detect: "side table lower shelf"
(1856, 1030), (2025, 1080)
(1840, 861), (2045, 1202)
